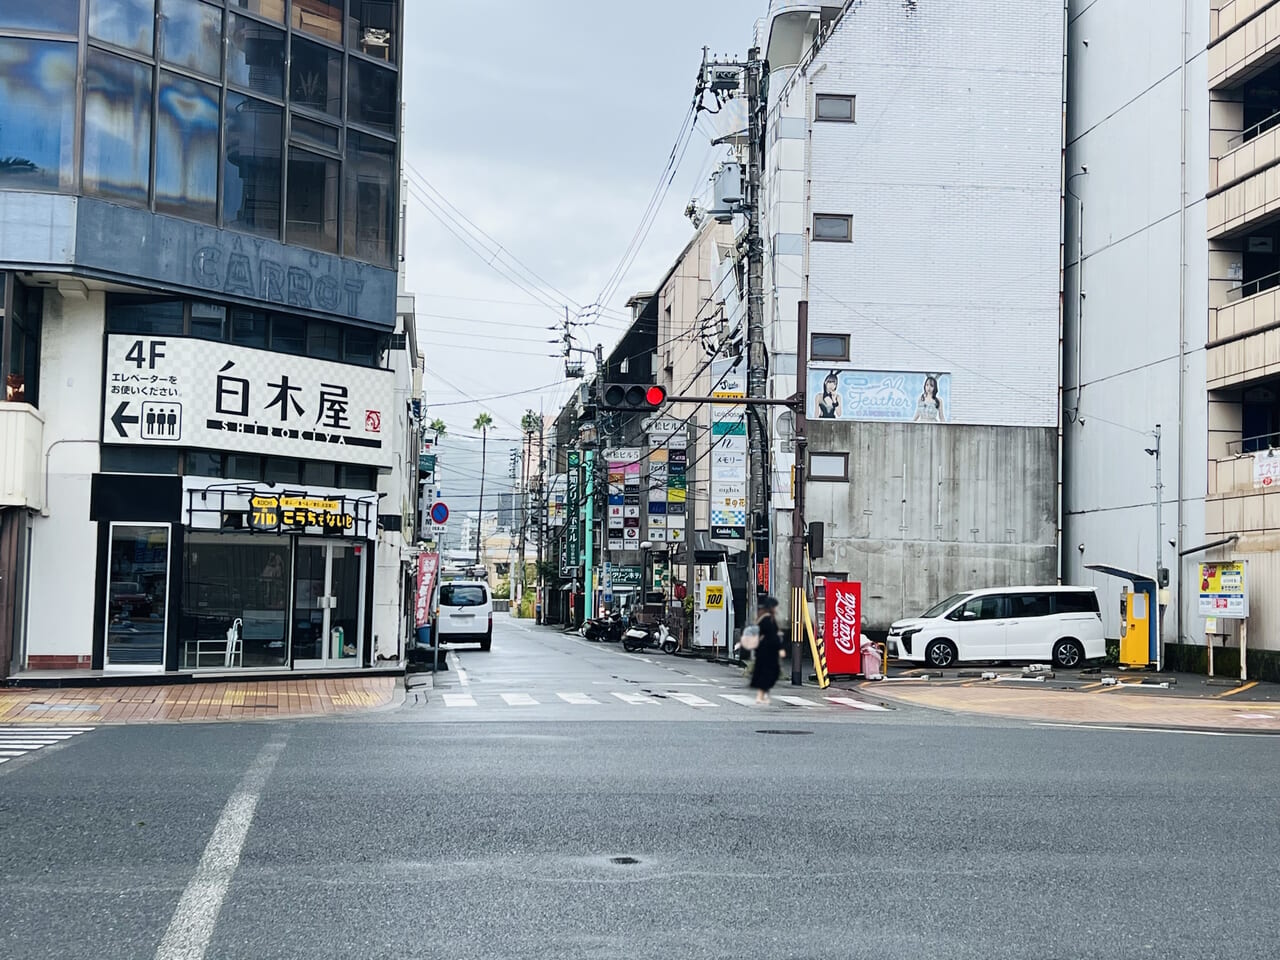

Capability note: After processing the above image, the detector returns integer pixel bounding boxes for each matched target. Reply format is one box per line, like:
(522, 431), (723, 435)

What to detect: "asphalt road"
(2, 616), (1279, 959)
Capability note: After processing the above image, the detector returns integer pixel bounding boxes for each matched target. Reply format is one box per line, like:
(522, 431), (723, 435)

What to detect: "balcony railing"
(1226, 432), (1280, 455)
(1224, 267), (1280, 301)
(1227, 107), (1280, 150)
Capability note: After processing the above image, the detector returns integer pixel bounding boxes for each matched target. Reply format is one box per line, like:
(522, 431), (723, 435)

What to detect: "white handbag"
(740, 625), (760, 651)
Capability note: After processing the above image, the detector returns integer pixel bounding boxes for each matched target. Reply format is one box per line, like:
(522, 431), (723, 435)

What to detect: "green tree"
(428, 418), (447, 442)
(473, 412), (494, 564)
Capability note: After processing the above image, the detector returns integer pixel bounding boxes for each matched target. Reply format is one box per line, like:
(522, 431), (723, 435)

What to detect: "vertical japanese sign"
(709, 357), (748, 544)
(566, 450), (581, 569)
(823, 581), (862, 675)
(604, 449), (645, 552)
(414, 553), (440, 628)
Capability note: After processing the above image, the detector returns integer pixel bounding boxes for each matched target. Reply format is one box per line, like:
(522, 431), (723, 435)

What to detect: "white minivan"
(888, 586), (1105, 669)
(434, 580), (493, 652)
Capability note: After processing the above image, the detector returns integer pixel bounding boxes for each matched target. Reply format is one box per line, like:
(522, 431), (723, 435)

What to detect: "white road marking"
(499, 693), (539, 706)
(776, 695), (820, 708)
(826, 696), (891, 712)
(1030, 722), (1263, 738)
(611, 692), (659, 705)
(442, 694), (477, 707)
(556, 693), (600, 705)
(720, 694), (759, 707)
(667, 693), (716, 708)
(0, 726), (94, 765)
(0, 751), (25, 757)
(153, 733), (287, 960)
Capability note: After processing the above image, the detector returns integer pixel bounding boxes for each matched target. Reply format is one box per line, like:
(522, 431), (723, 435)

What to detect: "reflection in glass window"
(155, 72), (220, 223)
(303, 460), (336, 486)
(84, 50), (153, 204)
(0, 3), (81, 33)
(184, 451), (224, 477)
(286, 148), (339, 253)
(307, 321), (341, 361)
(182, 535), (290, 669)
(226, 13), (284, 98)
(348, 59), (396, 132)
(89, 0), (157, 56)
(350, 1), (397, 62)
(106, 297), (184, 335)
(291, 116), (340, 150)
(292, 0), (342, 44)
(343, 327), (379, 367)
(0, 40), (77, 192)
(226, 454), (262, 481)
(231, 0), (284, 23)
(231, 308), (269, 348)
(223, 92), (283, 237)
(190, 302), (226, 340)
(290, 36), (342, 117)
(271, 314), (306, 355)
(158, 0), (223, 79)
(344, 132), (395, 264)
(107, 525), (170, 668)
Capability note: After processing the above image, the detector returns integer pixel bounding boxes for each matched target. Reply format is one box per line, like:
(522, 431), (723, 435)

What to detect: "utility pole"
(1149, 424), (1165, 670)
(790, 302), (809, 685)
(535, 415), (546, 624)
(744, 46), (767, 628)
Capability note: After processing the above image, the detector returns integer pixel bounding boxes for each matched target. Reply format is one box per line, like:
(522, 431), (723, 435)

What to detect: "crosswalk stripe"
(442, 694), (477, 707)
(611, 692), (659, 705)
(825, 696), (891, 712)
(499, 693), (539, 706)
(667, 692), (716, 707)
(556, 693), (599, 705)
(720, 694), (759, 706)
(0, 727), (95, 733)
(776, 695), (820, 707)
(0, 751), (27, 757)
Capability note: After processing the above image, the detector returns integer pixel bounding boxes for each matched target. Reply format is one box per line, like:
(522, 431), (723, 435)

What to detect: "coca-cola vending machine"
(823, 581), (862, 676)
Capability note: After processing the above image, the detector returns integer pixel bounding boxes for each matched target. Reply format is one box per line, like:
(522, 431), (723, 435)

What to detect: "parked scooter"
(621, 617), (678, 655)
(581, 611), (625, 643)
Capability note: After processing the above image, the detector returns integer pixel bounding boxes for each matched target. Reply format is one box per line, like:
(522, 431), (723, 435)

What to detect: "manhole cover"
(756, 729), (813, 736)
(610, 856), (640, 865)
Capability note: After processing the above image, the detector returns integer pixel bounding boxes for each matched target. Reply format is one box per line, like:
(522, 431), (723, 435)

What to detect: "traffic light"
(602, 383), (667, 410)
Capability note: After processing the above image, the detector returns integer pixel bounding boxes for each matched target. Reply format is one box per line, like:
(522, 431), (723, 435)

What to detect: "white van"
(434, 580), (493, 652)
(887, 586), (1104, 669)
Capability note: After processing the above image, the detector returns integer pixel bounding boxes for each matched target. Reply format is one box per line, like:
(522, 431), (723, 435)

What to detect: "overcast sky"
(401, 1), (756, 511)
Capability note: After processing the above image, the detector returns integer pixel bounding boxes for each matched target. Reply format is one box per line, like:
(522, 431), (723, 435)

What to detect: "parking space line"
(1214, 681), (1259, 698)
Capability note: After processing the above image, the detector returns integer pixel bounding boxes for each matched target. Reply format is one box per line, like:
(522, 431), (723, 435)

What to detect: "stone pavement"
(0, 676), (400, 724)
(854, 677), (1280, 733)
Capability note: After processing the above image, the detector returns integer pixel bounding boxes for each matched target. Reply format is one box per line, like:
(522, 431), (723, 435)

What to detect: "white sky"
(401, 1), (756, 510)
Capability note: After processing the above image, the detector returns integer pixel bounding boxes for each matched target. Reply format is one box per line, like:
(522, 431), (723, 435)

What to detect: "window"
(264, 457), (300, 484)
(1055, 591), (1100, 615)
(106, 524), (170, 669)
(0, 4), (80, 32)
(181, 534), (289, 668)
(0, 39), (77, 192)
(290, 36), (342, 116)
(106, 296), (185, 335)
(343, 327), (379, 366)
(231, 0), (284, 23)
(155, 72), (220, 223)
(230, 309), (269, 348)
(100, 447), (181, 474)
(350, 1), (397, 63)
(184, 451), (224, 477)
(337, 464), (376, 490)
(89, 0), (155, 55)
(292, 0), (342, 44)
(158, 0), (223, 79)
(811, 334), (849, 362)
(5, 281), (41, 405)
(347, 59), (396, 133)
(223, 92), (283, 237)
(950, 595), (1006, 622)
(809, 452), (849, 481)
(815, 94), (855, 122)
(226, 453), (263, 481)
(270, 314), (306, 355)
(226, 13), (284, 98)
(189, 303), (226, 340)
(813, 214), (852, 242)
(307, 321), (341, 360)
(344, 132), (396, 263)
(286, 148), (340, 253)
(83, 49), (154, 204)
(292, 116), (340, 150)
(440, 585), (487, 607)
(1008, 593), (1053, 619)
(303, 461), (336, 486)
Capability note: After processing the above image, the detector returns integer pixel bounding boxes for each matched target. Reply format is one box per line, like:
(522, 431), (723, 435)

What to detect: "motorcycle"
(621, 617), (678, 655)
(581, 611), (625, 643)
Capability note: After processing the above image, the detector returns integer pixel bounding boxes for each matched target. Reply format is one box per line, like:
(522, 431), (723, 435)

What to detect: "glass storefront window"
(158, 0), (224, 80)
(292, 0), (341, 45)
(155, 72), (220, 223)
(5, 282), (41, 405)
(348, 59), (396, 133)
(285, 147), (339, 253)
(0, 39), (77, 192)
(182, 535), (289, 668)
(350, 1), (397, 63)
(290, 36), (342, 117)
(226, 13), (284, 98)
(344, 132), (395, 263)
(106, 524), (170, 669)
(231, 0), (284, 23)
(0, 4), (80, 34)
(223, 92), (283, 238)
(89, 0), (156, 56)
(83, 49), (153, 204)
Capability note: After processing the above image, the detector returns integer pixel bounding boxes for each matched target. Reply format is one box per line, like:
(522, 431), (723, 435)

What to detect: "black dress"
(749, 615), (782, 692)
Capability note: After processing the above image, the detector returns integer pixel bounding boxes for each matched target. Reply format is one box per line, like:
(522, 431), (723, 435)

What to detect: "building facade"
(756, 0), (1067, 631)
(0, 1), (412, 677)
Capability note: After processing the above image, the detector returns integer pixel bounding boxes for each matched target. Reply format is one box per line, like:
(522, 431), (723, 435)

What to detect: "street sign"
(430, 502), (450, 525)
(1198, 562), (1248, 619)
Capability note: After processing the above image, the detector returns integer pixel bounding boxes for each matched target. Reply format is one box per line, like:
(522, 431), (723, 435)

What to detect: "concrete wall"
(805, 421), (1059, 630)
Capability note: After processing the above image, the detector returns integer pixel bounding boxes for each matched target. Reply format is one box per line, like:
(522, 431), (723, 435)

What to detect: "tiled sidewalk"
(860, 681), (1280, 733)
(0, 676), (400, 724)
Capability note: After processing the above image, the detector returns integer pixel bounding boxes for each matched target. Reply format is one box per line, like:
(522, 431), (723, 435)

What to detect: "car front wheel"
(925, 639), (958, 669)
(1052, 638), (1084, 669)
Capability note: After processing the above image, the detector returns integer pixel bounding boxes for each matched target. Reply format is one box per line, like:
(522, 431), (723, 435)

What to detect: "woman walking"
(750, 596), (786, 704)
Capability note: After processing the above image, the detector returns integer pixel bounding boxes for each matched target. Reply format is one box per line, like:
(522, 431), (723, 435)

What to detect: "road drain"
(610, 856), (640, 865)
(756, 729), (813, 736)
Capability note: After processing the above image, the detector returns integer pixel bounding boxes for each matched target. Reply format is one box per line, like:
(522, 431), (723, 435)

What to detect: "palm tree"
(473, 412), (494, 564)
(428, 418), (447, 443)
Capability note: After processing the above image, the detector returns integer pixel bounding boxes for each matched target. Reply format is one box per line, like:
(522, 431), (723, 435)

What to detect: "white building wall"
(1063, 0), (1209, 645)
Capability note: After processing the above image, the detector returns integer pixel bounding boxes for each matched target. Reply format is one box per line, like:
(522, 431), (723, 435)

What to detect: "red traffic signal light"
(602, 383), (668, 410)
(645, 385), (667, 406)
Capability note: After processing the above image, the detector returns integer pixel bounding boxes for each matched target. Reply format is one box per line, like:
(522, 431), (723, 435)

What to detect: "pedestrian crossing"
(432, 691), (888, 712)
(0, 726), (94, 765)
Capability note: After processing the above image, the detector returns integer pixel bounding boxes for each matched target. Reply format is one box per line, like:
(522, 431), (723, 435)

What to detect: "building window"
(230, 308), (270, 348)
(350, 1), (397, 63)
(286, 148), (340, 253)
(223, 92), (283, 237)
(155, 72), (220, 223)
(231, 0), (284, 24)
(105, 523), (170, 669)
(89, 0), (156, 56)
(5, 281), (41, 405)
(83, 49), (154, 204)
(343, 327), (380, 366)
(290, 35), (342, 116)
(270, 314), (306, 355)
(815, 94), (855, 122)
(292, 0), (342, 44)
(307, 320), (341, 361)
(0, 4), (80, 33)
(811, 334), (849, 362)
(189, 302), (226, 340)
(181, 534), (289, 669)
(344, 132), (396, 263)
(157, 0), (224, 80)
(226, 13), (285, 98)
(292, 116), (340, 150)
(106, 296), (185, 335)
(0, 39), (77, 192)
(100, 447), (181, 474)
(813, 214), (852, 242)
(809, 452), (849, 482)
(347, 58), (396, 133)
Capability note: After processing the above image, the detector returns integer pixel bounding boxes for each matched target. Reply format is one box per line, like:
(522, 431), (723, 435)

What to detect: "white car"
(434, 580), (493, 652)
(888, 586), (1105, 669)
